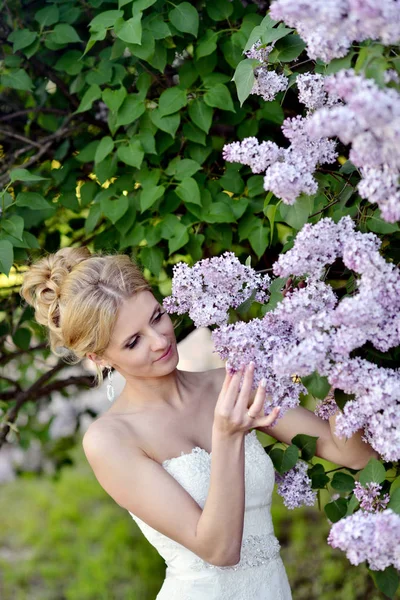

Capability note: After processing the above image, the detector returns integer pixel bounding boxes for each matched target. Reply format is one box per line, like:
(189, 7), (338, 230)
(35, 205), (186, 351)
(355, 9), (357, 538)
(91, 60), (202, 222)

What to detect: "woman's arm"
(257, 405), (379, 469)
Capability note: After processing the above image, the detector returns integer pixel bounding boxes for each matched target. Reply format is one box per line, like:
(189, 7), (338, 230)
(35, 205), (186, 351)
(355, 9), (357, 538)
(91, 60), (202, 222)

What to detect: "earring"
(106, 366), (115, 402)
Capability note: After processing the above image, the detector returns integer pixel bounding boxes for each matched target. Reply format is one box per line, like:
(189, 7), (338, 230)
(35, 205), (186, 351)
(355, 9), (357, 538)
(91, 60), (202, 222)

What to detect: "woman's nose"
(150, 331), (168, 352)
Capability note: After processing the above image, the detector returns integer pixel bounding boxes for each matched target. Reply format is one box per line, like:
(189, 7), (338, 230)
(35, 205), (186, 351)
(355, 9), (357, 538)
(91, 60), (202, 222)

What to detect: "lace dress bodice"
(128, 429), (292, 599)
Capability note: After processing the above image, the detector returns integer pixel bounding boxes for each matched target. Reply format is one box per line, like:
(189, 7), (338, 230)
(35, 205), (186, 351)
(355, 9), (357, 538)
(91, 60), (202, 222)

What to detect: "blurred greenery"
(0, 433), (397, 600)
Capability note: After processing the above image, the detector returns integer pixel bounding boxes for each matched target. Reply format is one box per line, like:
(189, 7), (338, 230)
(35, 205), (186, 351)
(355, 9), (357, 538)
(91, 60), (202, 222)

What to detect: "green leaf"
(0, 240), (14, 275)
(12, 327), (32, 350)
(117, 139), (144, 168)
(86, 61), (113, 86)
(324, 497), (348, 522)
(143, 13), (171, 39)
(291, 434), (319, 461)
(140, 246), (164, 276)
(35, 4), (60, 27)
(2, 215), (24, 241)
(204, 83), (235, 112)
(10, 168), (48, 183)
(206, 0), (233, 21)
(359, 459), (386, 486)
(75, 84), (102, 114)
(54, 50), (83, 75)
(249, 221), (270, 258)
(188, 99), (213, 133)
(158, 87), (187, 116)
(196, 30), (218, 60)
(372, 567), (399, 599)
(204, 202), (236, 223)
(366, 209), (400, 234)
(308, 463), (330, 489)
(116, 95), (146, 126)
(140, 185), (165, 212)
(169, 227), (189, 254)
(89, 10), (123, 31)
(270, 445), (299, 474)
(49, 24), (81, 44)
(269, 34), (306, 63)
(95, 136), (114, 164)
(131, 0), (158, 10)
(102, 87), (127, 112)
(8, 30), (38, 53)
(233, 59), (256, 106)
(388, 488), (400, 515)
(176, 178), (201, 206)
(16, 192), (53, 210)
(1, 69), (33, 91)
(169, 2), (199, 37)
(169, 159), (201, 180)
(301, 371), (331, 400)
(182, 122), (206, 145)
(279, 194), (314, 230)
(331, 472), (355, 493)
(149, 109), (180, 137)
(100, 194), (129, 224)
(115, 14), (142, 44)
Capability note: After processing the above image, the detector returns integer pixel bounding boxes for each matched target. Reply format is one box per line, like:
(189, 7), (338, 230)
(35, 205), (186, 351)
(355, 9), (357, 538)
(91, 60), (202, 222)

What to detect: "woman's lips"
(155, 344), (172, 362)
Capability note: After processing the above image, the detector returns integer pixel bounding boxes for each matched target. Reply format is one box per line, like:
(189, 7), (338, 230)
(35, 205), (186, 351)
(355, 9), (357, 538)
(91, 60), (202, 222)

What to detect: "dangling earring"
(106, 366), (115, 402)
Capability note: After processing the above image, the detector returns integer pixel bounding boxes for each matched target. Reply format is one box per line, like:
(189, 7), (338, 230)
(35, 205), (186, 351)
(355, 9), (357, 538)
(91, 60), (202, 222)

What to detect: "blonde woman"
(20, 247), (376, 600)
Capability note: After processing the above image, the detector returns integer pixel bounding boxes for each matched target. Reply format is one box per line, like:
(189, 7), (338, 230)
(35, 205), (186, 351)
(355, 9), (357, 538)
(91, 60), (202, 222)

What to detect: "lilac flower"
(353, 482), (390, 513)
(314, 388), (338, 420)
(211, 313), (305, 417)
(251, 68), (288, 102)
(275, 461), (317, 509)
(328, 509), (400, 571)
(270, 0), (400, 63)
(306, 69), (400, 222)
(329, 358), (400, 461)
(296, 73), (339, 111)
(273, 216), (355, 279)
(163, 252), (270, 327)
(244, 39), (275, 62)
(222, 138), (282, 174)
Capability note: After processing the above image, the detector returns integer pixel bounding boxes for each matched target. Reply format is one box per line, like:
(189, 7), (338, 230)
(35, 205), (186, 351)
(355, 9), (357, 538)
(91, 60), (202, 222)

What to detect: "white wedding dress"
(128, 429), (292, 599)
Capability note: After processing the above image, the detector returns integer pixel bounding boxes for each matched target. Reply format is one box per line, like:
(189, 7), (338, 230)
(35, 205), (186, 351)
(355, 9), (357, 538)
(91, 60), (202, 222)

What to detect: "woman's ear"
(87, 352), (106, 368)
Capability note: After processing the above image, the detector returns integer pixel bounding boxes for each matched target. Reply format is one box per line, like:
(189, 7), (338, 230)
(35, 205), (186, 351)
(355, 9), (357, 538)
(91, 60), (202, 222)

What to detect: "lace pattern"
(190, 534), (281, 571)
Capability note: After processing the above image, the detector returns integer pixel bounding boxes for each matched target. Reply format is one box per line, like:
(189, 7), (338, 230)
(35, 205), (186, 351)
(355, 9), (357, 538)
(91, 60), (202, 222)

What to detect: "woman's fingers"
(247, 377), (267, 417)
(236, 362), (255, 409)
(218, 365), (244, 412)
(255, 406), (281, 428)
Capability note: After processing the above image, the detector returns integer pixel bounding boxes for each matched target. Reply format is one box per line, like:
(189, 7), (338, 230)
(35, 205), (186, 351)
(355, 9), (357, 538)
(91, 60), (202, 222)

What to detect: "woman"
(20, 247), (377, 599)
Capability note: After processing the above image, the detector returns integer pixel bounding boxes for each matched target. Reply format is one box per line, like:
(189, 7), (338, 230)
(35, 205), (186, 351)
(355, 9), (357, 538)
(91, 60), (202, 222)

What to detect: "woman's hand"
(213, 362), (280, 439)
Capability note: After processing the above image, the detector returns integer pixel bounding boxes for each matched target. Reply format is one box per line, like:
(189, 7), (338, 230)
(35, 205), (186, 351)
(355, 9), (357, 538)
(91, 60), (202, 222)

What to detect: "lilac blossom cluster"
(272, 216), (400, 461)
(353, 482), (390, 513)
(244, 40), (288, 102)
(269, 0), (400, 63)
(306, 70), (400, 222)
(314, 388), (338, 420)
(327, 509), (400, 571)
(163, 252), (270, 328)
(223, 111), (337, 204)
(275, 461), (317, 509)
(211, 312), (305, 417)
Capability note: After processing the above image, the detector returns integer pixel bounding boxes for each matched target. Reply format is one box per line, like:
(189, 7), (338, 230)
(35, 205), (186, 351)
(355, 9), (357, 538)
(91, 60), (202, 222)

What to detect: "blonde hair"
(20, 247), (152, 386)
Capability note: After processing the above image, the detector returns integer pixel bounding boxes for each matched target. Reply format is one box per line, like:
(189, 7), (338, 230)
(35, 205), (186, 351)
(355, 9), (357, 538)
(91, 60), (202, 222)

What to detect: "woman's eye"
(127, 338), (138, 349)
(154, 310), (165, 322)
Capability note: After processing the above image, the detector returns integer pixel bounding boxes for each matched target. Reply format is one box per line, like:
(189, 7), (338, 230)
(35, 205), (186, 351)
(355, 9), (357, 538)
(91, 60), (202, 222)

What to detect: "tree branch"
(0, 128), (42, 148)
(0, 108), (68, 123)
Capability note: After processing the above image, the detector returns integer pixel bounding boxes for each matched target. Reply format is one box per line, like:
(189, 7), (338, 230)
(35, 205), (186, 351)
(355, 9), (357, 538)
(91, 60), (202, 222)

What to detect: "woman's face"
(101, 290), (178, 379)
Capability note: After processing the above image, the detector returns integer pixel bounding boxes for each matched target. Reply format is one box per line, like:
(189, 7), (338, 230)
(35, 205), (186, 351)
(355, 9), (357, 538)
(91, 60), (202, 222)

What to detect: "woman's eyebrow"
(120, 305), (160, 348)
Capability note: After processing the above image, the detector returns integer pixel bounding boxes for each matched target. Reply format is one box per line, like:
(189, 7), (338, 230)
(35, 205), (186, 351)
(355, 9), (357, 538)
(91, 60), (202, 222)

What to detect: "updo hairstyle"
(20, 247), (152, 385)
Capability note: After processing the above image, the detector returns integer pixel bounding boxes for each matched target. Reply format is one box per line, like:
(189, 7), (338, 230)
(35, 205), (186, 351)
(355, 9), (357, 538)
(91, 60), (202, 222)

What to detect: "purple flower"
(212, 313), (305, 417)
(328, 509), (400, 571)
(353, 482), (390, 513)
(163, 252), (270, 327)
(275, 461), (317, 509)
(314, 388), (338, 420)
(251, 68), (288, 102)
(270, 0), (400, 63)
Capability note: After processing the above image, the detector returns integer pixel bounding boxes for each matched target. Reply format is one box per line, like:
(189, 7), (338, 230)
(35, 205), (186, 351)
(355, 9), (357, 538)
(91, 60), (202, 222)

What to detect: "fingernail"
(260, 377), (267, 388)
(275, 406), (281, 411)
(249, 361), (255, 368)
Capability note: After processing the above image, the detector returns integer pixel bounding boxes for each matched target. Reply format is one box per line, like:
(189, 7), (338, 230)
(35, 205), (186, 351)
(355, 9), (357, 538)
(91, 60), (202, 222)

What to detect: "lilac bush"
(275, 461), (317, 509)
